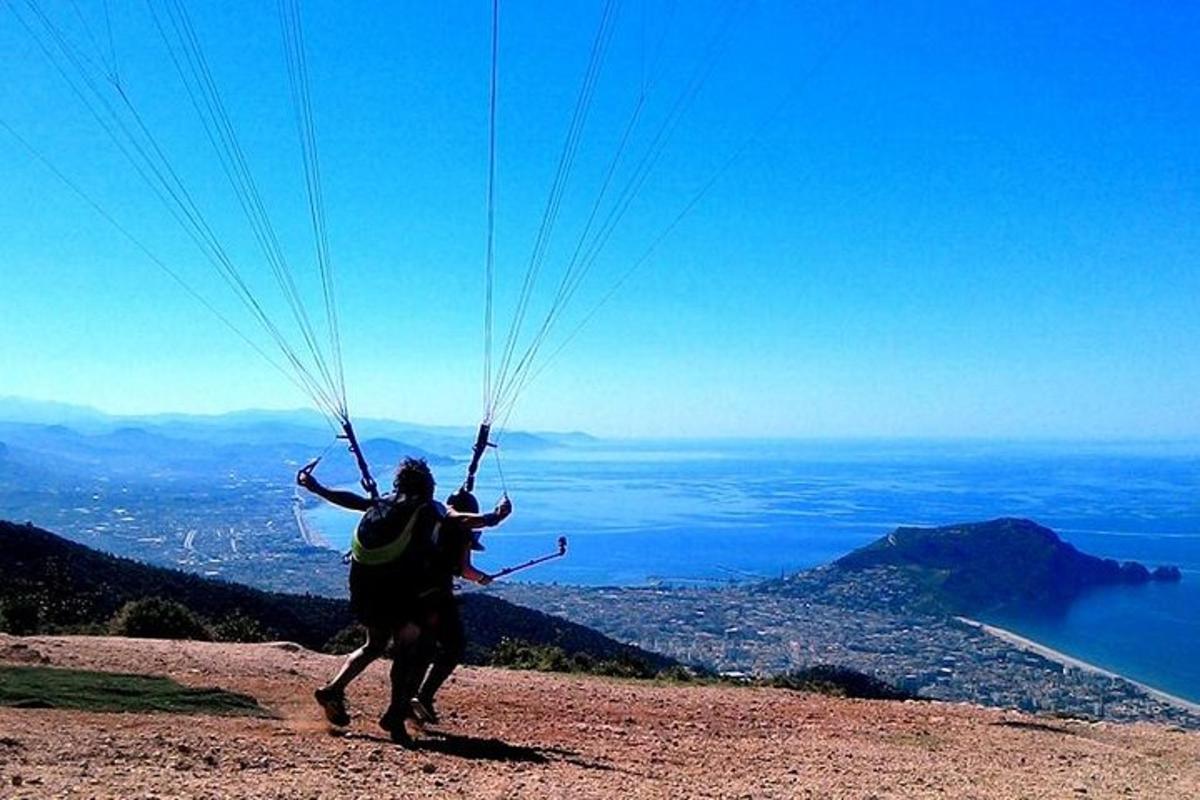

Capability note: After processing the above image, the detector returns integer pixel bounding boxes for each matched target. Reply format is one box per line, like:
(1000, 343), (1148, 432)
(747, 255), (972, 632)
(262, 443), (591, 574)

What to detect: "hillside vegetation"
(0, 520), (671, 672)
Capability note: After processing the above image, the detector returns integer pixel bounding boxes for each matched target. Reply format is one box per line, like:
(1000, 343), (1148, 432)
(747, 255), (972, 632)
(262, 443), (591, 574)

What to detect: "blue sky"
(1, 1), (1197, 438)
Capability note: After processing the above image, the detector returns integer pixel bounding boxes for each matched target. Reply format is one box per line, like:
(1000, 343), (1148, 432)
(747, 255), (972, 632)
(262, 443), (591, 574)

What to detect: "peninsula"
(492, 519), (1198, 728)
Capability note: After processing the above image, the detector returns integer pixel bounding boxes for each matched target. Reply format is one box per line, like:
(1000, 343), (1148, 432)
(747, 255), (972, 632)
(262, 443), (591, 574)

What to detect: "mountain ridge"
(0, 519), (672, 670)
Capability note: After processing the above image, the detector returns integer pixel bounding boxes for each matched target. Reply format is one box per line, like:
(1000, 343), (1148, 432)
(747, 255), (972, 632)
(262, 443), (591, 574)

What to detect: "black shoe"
(379, 705), (415, 748)
(410, 696), (439, 725)
(314, 686), (350, 727)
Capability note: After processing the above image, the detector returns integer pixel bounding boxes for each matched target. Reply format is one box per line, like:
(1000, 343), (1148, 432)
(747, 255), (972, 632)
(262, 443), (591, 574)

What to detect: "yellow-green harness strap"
(350, 502), (427, 566)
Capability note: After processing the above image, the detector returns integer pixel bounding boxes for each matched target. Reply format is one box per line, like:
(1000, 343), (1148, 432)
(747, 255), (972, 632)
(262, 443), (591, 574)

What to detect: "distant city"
(1, 399), (1197, 729)
(490, 583), (1200, 729)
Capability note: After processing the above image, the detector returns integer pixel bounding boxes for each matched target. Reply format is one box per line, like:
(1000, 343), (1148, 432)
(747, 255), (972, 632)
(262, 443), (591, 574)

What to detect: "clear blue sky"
(1, 1), (1197, 438)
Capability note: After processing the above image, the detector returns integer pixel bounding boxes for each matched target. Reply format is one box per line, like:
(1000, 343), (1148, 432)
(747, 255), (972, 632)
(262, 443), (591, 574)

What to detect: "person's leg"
(324, 625), (390, 693)
(413, 598), (464, 723)
(314, 625), (389, 725)
(380, 621), (431, 746)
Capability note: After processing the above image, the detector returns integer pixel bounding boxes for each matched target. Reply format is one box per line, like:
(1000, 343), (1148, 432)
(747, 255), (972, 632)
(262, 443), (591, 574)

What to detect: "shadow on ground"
(416, 731), (551, 763)
(336, 728), (616, 771)
(991, 720), (1079, 736)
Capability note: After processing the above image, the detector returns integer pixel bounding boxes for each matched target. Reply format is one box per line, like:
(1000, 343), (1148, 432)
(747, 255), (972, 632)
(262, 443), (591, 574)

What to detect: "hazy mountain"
(0, 397), (588, 464)
(0, 397), (112, 430)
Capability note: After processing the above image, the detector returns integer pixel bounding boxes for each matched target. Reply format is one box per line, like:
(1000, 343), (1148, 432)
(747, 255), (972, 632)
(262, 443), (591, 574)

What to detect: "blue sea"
(307, 438), (1200, 703)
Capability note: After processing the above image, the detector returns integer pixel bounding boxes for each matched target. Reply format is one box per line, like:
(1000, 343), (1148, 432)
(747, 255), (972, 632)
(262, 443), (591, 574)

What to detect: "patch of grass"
(0, 665), (268, 717)
(488, 638), (657, 679)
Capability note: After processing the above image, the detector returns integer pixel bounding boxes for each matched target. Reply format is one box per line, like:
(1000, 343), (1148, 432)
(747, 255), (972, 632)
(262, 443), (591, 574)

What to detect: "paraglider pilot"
(297, 457), (510, 746)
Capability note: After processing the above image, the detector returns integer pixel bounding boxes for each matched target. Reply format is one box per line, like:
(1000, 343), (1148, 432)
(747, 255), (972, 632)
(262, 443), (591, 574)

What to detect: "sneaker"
(378, 705), (415, 749)
(410, 696), (439, 725)
(314, 686), (350, 727)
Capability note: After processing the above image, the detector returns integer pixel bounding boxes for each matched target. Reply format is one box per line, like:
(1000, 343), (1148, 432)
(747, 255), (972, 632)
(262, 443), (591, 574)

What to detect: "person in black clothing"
(409, 487), (496, 725)
(297, 457), (510, 745)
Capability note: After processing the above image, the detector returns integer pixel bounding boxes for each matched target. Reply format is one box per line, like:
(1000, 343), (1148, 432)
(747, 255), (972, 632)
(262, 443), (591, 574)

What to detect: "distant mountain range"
(759, 518), (1182, 615)
(0, 396), (597, 486)
(0, 520), (672, 670)
(0, 397), (596, 446)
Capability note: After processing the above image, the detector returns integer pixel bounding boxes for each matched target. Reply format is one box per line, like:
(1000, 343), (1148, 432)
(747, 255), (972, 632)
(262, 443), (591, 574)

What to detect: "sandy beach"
(956, 616), (1200, 716)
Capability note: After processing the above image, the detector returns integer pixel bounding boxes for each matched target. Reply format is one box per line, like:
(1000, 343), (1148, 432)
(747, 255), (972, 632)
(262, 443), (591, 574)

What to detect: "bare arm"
(447, 495), (512, 530)
(296, 470), (372, 512)
(459, 544), (492, 585)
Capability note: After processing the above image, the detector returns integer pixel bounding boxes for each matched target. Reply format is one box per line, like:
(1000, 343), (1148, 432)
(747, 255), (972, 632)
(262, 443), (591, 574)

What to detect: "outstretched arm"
(296, 470), (372, 512)
(447, 494), (512, 530)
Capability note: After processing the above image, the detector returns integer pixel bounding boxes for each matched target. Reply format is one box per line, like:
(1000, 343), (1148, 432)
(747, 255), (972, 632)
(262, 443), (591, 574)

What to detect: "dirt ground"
(1, 634), (1198, 799)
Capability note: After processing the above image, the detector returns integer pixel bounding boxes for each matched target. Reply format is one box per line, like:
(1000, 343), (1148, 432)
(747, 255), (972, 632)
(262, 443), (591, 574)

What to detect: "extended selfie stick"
(493, 536), (568, 579)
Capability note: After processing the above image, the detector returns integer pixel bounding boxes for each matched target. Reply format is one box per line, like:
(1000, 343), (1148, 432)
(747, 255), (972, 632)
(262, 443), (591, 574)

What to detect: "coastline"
(956, 616), (1200, 716)
(292, 494), (329, 549)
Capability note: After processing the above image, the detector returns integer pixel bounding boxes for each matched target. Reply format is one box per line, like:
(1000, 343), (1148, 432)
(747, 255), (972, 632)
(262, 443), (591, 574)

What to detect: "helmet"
(447, 487), (485, 549)
(446, 486), (480, 514)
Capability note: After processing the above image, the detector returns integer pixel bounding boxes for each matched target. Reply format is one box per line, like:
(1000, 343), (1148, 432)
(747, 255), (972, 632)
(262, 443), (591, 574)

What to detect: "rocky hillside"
(1, 635), (1197, 798)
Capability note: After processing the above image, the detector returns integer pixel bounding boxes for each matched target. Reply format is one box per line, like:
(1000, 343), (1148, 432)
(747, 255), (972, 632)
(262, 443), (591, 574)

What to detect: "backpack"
(351, 498), (438, 567)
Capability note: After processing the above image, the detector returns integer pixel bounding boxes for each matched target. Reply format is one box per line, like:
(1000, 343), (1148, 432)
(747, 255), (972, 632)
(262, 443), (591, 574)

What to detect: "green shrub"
(569, 651), (596, 672)
(212, 612), (268, 643)
(108, 597), (211, 641)
(590, 655), (655, 679)
(0, 596), (43, 636)
(762, 664), (914, 701)
(54, 622), (108, 637)
(322, 624), (366, 655)
(488, 638), (656, 679)
(489, 638), (572, 672)
(656, 664), (698, 683)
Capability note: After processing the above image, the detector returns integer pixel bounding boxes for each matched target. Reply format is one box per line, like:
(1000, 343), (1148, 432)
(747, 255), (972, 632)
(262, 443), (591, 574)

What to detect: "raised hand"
(494, 494), (513, 520)
(296, 469), (321, 491)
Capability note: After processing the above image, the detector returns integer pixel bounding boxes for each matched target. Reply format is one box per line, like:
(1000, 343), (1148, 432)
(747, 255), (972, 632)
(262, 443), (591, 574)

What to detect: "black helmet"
(446, 486), (480, 514)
